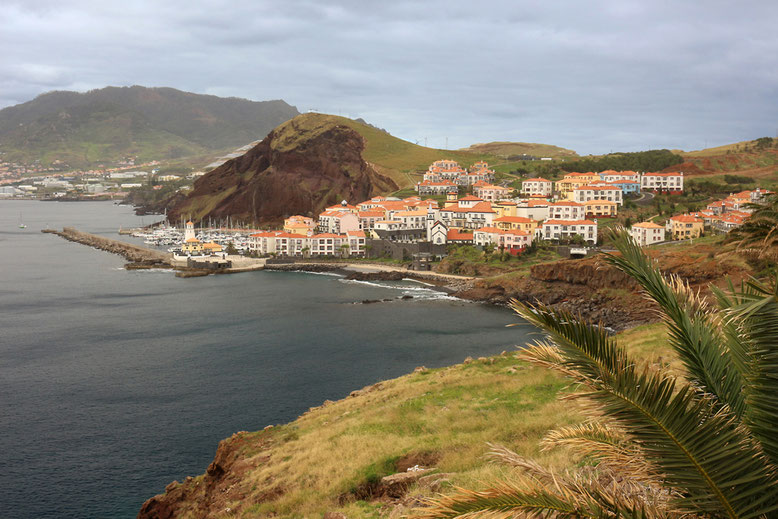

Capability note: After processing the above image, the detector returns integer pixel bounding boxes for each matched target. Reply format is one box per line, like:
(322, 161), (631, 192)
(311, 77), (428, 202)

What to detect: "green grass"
(157, 317), (681, 519)
(458, 141), (578, 159)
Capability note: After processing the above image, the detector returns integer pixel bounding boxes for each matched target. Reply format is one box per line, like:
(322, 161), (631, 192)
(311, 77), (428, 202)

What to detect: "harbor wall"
(45, 227), (172, 265)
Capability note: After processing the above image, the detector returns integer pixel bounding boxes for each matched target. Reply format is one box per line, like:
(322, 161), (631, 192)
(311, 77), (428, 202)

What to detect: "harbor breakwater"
(44, 227), (172, 266)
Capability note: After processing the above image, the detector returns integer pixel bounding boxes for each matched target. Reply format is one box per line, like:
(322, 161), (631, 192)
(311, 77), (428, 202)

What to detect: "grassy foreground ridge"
(144, 322), (670, 518)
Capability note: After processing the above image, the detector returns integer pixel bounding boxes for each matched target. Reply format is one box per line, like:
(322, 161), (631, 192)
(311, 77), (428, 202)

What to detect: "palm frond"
(417, 477), (669, 519)
(486, 443), (556, 482)
(714, 274), (778, 469)
(511, 299), (778, 518)
(604, 230), (746, 417)
(539, 423), (660, 484)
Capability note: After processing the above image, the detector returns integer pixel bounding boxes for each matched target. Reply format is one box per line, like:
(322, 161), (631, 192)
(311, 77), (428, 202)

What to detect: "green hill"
(282, 114), (496, 188)
(459, 141), (578, 160)
(0, 86), (299, 168)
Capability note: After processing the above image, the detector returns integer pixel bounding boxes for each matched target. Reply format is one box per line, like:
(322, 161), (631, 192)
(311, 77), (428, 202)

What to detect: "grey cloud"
(1, 0), (777, 153)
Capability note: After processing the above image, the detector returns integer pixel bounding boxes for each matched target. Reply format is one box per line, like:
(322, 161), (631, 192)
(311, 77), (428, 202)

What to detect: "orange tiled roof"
(447, 230), (473, 241)
(475, 226), (502, 233)
(670, 215), (702, 223)
(543, 219), (597, 226)
(549, 201), (583, 207)
(358, 210), (385, 218)
(494, 216), (535, 223)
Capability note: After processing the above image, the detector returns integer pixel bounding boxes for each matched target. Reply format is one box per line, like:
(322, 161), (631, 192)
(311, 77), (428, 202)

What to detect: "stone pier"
(45, 227), (172, 266)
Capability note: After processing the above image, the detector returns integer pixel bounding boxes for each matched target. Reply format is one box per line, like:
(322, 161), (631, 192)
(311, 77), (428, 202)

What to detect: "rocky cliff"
(168, 115), (398, 225)
(451, 244), (752, 331)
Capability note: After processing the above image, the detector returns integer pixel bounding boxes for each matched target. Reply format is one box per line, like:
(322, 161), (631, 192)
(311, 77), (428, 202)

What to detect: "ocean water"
(0, 200), (536, 519)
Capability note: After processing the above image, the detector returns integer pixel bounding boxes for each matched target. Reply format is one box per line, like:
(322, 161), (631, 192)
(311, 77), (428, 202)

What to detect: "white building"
(0, 186), (22, 197)
(439, 196), (497, 230)
(540, 219), (598, 244)
(515, 201), (550, 221)
(629, 222), (666, 246)
(473, 183), (513, 201)
(416, 180), (458, 195)
(573, 185), (623, 205)
(317, 210), (359, 234)
(641, 172), (684, 193)
(520, 177), (553, 197)
(427, 220), (448, 244)
(548, 201), (586, 220)
(390, 209), (429, 229)
(473, 226), (533, 251)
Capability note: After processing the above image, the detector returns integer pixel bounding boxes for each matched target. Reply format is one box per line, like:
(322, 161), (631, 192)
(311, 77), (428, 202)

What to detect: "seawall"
(44, 227), (172, 266)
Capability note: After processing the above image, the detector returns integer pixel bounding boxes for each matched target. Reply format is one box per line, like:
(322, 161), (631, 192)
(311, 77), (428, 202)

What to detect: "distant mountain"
(168, 113), (495, 224)
(459, 141), (578, 159)
(0, 86), (299, 167)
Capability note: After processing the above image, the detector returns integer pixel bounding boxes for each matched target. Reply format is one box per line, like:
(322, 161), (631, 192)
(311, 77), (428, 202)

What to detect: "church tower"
(185, 221), (195, 241)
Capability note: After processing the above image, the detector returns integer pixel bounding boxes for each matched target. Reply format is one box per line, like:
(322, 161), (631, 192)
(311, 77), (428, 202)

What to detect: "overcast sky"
(1, 0), (776, 154)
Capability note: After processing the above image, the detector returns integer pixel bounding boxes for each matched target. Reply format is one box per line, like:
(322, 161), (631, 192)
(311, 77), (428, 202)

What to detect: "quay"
(43, 227), (267, 274)
(44, 227), (172, 266)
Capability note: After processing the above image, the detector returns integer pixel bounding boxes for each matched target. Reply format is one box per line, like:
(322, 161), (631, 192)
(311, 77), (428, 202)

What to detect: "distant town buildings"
(629, 222), (666, 246)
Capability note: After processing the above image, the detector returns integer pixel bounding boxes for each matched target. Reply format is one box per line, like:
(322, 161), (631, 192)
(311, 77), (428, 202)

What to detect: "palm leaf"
(604, 230), (746, 417)
(418, 476), (666, 519)
(539, 423), (660, 485)
(714, 274), (778, 469)
(513, 301), (778, 518)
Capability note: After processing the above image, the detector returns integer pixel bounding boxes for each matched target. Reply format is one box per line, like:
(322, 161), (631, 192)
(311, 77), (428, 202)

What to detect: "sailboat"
(18, 213), (26, 229)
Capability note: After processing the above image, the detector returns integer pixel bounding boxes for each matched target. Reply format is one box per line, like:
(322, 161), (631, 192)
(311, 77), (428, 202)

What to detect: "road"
(634, 190), (655, 206)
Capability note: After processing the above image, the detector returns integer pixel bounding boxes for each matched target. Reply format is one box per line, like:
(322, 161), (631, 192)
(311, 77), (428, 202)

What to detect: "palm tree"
(419, 230), (778, 518)
(726, 193), (778, 261)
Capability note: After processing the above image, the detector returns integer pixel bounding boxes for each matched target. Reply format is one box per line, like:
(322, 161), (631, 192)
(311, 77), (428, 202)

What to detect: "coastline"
(263, 261), (475, 294)
(43, 223), (652, 331)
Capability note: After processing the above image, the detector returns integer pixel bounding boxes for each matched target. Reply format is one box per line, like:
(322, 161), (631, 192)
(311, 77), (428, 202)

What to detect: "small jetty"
(44, 227), (172, 266)
(43, 227), (266, 275)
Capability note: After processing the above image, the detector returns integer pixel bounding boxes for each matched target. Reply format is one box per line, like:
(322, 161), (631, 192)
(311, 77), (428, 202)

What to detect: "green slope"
(459, 141), (578, 159)
(270, 114), (496, 188)
(0, 86), (299, 168)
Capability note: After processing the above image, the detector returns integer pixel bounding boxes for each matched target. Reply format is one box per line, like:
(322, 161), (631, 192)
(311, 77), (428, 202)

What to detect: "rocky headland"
(168, 114), (398, 225)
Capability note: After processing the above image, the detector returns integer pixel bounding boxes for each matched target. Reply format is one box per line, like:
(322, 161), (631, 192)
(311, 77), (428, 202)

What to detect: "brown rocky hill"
(168, 115), (399, 225)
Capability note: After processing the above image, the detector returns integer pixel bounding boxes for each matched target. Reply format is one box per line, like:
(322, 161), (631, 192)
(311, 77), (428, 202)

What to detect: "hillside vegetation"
(0, 86), (299, 167)
(560, 149), (684, 173)
(459, 141), (578, 160)
(138, 321), (671, 518)
(665, 137), (778, 185)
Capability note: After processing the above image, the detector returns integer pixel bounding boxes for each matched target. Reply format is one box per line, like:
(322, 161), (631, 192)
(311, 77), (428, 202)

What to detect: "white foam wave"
(339, 278), (463, 302)
(301, 271), (344, 277)
(402, 278), (436, 287)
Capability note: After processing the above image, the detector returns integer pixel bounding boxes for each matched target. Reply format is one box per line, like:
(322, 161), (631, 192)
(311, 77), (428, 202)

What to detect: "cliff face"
(168, 115), (398, 224)
(452, 256), (651, 330)
(450, 246), (752, 331)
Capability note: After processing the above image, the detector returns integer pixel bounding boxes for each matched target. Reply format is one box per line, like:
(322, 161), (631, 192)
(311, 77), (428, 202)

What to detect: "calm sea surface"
(0, 200), (536, 519)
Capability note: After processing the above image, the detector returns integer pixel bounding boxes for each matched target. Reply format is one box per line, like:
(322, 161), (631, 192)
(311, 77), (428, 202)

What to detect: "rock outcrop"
(168, 114), (398, 225)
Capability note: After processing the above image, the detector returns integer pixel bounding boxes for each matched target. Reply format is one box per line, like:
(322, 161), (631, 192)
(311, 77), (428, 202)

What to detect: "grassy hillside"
(459, 141), (578, 159)
(0, 86), (299, 168)
(274, 114), (496, 189)
(143, 321), (674, 518)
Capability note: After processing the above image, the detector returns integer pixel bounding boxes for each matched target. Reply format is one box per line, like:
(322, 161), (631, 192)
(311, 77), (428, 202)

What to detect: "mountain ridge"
(0, 86), (299, 167)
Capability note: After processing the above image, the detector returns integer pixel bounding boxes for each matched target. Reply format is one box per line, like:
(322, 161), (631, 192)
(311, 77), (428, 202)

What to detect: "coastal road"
(634, 191), (655, 206)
